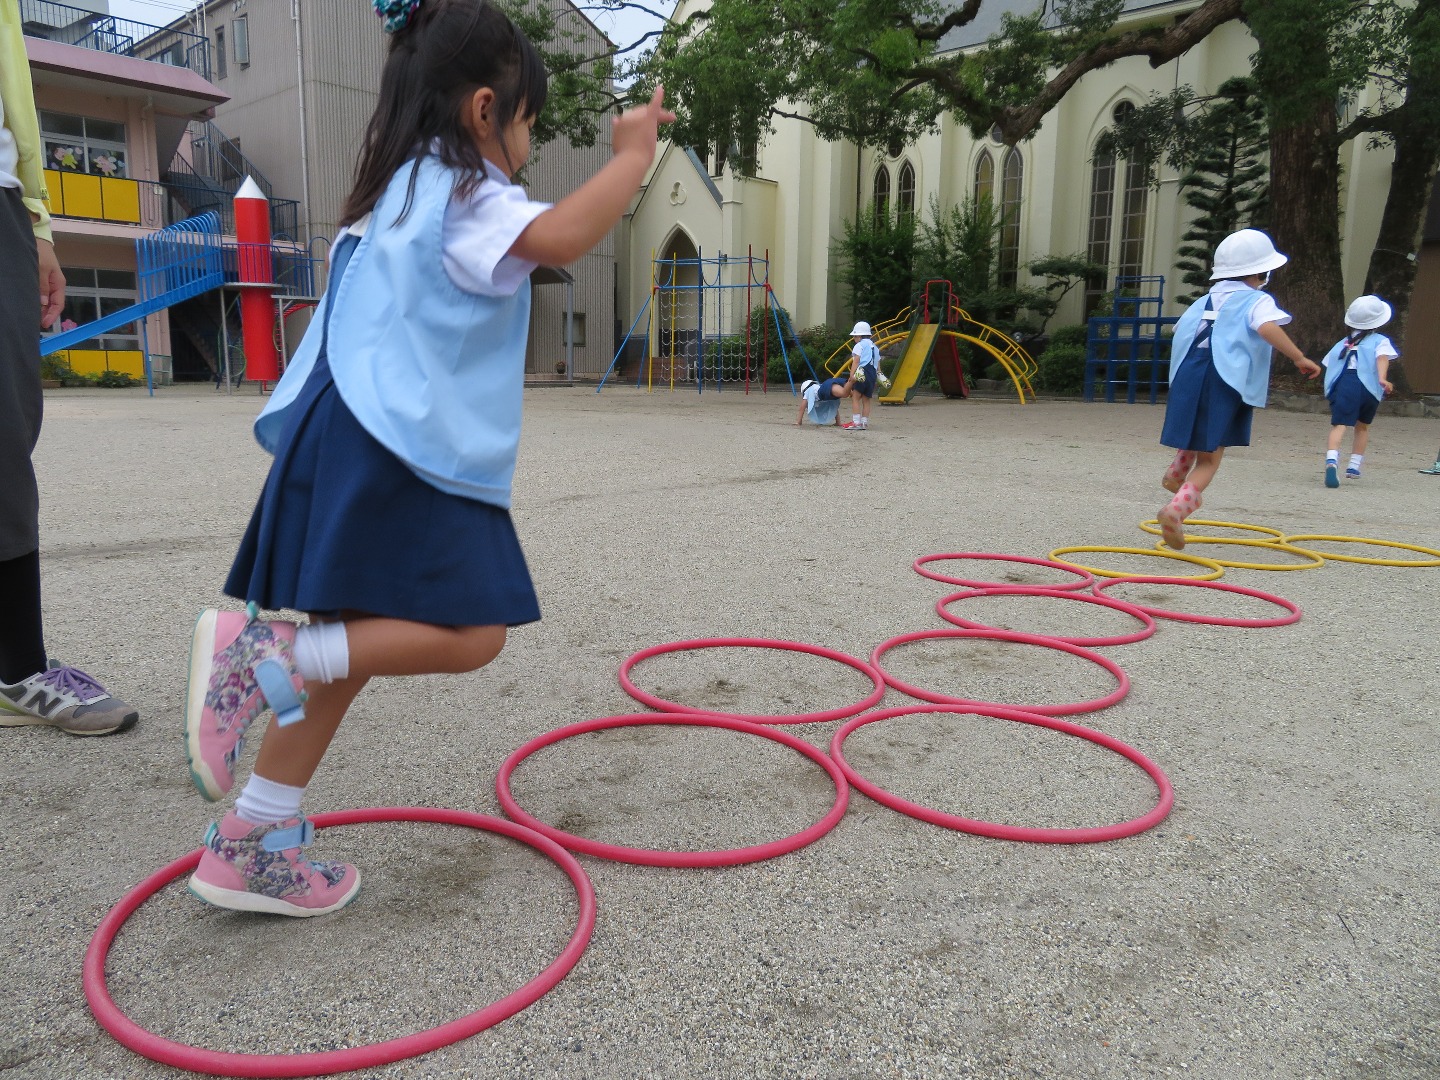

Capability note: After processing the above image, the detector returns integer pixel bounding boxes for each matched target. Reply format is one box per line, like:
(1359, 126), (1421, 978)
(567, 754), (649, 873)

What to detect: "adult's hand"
(37, 238), (65, 329)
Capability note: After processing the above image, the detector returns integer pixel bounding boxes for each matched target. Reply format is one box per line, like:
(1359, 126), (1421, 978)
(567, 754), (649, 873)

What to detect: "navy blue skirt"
(1160, 350), (1252, 453)
(225, 354), (540, 628)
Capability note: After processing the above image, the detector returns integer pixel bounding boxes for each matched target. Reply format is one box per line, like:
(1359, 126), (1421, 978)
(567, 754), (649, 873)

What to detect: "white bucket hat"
(1210, 229), (1289, 280)
(1344, 295), (1392, 331)
(850, 321), (872, 337)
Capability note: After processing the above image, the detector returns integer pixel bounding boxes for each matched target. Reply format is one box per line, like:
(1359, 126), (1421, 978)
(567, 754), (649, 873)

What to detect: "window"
(215, 25), (227, 79)
(872, 164), (890, 221)
(1086, 101), (1151, 312)
(39, 112), (127, 177)
(564, 313), (587, 347)
(998, 147), (1023, 288)
(897, 161), (916, 222)
(1086, 150), (1117, 313)
(47, 268), (140, 351)
(973, 149), (994, 203)
(233, 15), (250, 67)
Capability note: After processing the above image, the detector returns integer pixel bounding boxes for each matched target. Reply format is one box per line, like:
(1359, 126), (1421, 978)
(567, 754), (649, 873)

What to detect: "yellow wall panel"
(62, 349), (109, 376)
(101, 178), (141, 224)
(42, 169), (65, 216)
(63, 173), (103, 219)
(105, 351), (145, 378)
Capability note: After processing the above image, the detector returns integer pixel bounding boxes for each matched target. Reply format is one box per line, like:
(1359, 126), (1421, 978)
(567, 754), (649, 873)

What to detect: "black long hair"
(340, 0), (548, 227)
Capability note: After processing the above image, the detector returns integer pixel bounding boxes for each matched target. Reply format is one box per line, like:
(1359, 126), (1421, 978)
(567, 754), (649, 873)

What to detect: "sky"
(104, 0), (677, 57)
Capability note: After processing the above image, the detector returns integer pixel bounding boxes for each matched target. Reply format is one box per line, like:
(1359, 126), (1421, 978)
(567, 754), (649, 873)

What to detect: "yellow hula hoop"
(1148, 537), (1325, 571)
(1137, 518), (1285, 541)
(1279, 534), (1440, 568)
(1048, 546), (1225, 581)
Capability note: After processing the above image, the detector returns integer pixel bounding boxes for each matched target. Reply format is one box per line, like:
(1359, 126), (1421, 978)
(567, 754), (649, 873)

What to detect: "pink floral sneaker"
(185, 604), (306, 802)
(189, 812), (360, 917)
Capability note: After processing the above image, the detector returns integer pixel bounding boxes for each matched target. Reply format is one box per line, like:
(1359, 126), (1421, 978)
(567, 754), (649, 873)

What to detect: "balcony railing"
(20, 0), (210, 80)
(45, 169), (299, 240)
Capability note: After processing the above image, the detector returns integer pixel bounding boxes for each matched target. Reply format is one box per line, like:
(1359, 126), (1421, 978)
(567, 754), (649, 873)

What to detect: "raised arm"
(510, 88), (675, 267)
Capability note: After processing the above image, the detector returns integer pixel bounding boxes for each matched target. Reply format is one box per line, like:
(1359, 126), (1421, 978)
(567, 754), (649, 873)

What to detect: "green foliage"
(1099, 77), (1271, 304)
(495, 0), (615, 150)
(633, 0), (1146, 154)
(39, 355), (73, 381)
(834, 207), (917, 324)
(1036, 343), (1088, 395)
(1048, 323), (1090, 348)
(58, 367), (140, 388)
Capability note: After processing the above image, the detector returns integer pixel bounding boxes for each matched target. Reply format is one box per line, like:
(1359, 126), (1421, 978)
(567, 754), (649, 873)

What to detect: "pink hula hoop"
(869, 628), (1130, 716)
(1092, 575), (1302, 627)
(830, 705), (1174, 843)
(84, 807), (596, 1078)
(913, 552), (1096, 592)
(618, 637), (884, 724)
(496, 713), (850, 867)
(935, 585), (1157, 647)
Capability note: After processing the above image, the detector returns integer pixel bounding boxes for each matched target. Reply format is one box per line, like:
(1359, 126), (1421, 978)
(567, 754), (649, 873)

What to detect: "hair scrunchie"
(373, 0), (424, 33)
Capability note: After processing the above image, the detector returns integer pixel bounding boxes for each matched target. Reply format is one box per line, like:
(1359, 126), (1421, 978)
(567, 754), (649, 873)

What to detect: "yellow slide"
(878, 323), (939, 404)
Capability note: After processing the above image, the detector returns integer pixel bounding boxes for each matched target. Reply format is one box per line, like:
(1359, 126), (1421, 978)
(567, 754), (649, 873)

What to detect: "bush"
(39, 354), (73, 381)
(1036, 343), (1087, 395)
(1048, 323), (1089, 350)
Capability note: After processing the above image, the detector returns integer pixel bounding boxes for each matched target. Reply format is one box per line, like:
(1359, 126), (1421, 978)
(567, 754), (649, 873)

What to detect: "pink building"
(24, 0), (229, 381)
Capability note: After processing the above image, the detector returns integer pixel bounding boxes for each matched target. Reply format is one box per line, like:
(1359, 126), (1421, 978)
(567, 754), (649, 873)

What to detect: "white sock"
(234, 773), (306, 825)
(1326, 450), (1339, 464)
(293, 621), (350, 683)
(1349, 454), (1363, 469)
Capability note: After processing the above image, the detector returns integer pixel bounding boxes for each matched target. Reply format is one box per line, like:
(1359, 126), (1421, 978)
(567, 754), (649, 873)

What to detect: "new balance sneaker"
(0, 661), (139, 736)
(1325, 463), (1340, 488)
(189, 812), (360, 917)
(185, 604), (306, 803)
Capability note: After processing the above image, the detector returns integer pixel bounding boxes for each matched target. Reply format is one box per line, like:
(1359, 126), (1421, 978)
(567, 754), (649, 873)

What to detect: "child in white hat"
(1156, 229), (1321, 548)
(843, 321), (883, 429)
(1321, 295), (1398, 486)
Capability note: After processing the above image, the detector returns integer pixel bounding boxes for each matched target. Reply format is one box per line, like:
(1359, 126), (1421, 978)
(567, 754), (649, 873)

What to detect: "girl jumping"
(182, 0), (673, 916)
(1157, 229), (1321, 549)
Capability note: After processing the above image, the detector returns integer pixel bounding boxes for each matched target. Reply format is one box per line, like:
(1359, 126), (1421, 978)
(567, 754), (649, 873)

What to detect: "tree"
(1100, 77), (1270, 304)
(632, 0), (1437, 362)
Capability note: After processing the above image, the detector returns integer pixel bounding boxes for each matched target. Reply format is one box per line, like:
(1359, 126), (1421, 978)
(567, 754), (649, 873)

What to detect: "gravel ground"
(4, 384), (1438, 1080)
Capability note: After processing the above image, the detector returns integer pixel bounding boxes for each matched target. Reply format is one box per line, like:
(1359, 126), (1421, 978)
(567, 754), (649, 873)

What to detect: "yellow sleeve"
(0, 6), (54, 243)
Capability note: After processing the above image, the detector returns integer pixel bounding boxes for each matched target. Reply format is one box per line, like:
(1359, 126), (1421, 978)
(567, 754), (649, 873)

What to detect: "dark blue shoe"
(1325, 463), (1340, 488)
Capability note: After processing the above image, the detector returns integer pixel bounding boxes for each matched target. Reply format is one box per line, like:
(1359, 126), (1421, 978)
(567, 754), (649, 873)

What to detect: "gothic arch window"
(897, 160), (916, 221)
(873, 164), (891, 221)
(1086, 100), (1151, 312)
(973, 149), (995, 203)
(998, 146), (1023, 287)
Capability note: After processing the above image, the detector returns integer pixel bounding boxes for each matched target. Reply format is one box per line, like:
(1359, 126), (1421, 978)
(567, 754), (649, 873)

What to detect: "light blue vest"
(1169, 289), (1273, 408)
(1322, 335), (1386, 401)
(255, 157), (531, 508)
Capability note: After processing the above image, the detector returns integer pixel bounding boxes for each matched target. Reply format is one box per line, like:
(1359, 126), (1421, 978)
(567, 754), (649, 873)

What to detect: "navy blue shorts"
(1328, 369), (1380, 427)
(853, 366), (877, 399)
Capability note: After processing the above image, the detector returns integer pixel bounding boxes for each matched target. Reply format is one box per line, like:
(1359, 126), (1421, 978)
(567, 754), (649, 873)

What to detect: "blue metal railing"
(20, 0), (210, 79)
(41, 213), (224, 356)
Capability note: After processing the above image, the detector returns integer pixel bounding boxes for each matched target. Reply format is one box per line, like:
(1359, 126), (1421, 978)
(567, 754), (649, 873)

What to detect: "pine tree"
(1172, 79), (1270, 303)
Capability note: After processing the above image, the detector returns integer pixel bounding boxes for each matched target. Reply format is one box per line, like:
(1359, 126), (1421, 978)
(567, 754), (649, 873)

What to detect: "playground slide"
(879, 322), (940, 404)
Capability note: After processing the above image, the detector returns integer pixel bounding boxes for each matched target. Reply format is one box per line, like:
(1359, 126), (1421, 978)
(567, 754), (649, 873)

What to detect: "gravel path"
(5, 385), (1437, 1079)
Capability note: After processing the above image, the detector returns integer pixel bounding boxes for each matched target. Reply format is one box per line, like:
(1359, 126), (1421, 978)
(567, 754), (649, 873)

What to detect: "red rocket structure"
(233, 176), (280, 383)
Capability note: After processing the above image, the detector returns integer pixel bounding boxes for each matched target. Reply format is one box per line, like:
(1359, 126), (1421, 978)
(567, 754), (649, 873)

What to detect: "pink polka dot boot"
(1162, 450), (1197, 494)
(189, 812), (360, 917)
(184, 604), (306, 802)
(1157, 482), (1202, 550)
